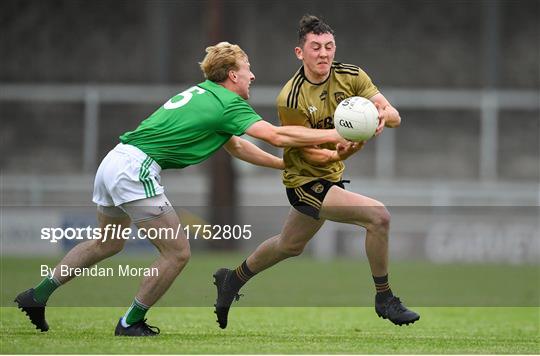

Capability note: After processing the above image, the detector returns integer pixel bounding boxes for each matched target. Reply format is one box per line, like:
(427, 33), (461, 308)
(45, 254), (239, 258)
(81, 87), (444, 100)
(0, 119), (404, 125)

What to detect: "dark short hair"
(298, 14), (335, 47)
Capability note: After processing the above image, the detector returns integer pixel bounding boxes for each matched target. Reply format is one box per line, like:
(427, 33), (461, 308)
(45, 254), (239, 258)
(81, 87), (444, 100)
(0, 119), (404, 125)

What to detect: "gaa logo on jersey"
(311, 182), (324, 194)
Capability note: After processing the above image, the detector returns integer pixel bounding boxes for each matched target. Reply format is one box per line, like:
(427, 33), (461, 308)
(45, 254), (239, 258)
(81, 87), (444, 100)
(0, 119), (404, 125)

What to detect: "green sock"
(122, 298), (149, 326)
(33, 277), (60, 304)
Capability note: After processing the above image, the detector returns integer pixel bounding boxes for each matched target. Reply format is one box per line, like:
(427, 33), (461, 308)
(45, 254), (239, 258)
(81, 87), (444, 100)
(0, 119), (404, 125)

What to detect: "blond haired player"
(214, 16), (420, 328)
(14, 42), (349, 336)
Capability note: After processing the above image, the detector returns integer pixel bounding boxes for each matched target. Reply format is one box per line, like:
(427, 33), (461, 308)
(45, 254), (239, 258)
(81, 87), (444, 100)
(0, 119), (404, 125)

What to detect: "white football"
(334, 96), (379, 141)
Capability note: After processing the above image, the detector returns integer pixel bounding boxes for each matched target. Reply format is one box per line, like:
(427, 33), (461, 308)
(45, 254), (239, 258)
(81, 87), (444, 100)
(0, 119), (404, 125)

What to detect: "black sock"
(228, 260), (256, 291)
(373, 274), (394, 303)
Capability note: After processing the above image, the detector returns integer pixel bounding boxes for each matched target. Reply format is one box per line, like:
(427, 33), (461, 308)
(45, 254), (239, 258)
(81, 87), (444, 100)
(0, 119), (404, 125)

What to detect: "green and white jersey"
(119, 80), (261, 169)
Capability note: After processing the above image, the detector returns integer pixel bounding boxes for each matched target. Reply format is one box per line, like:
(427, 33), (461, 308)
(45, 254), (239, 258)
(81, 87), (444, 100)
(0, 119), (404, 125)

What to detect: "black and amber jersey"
(276, 62), (379, 187)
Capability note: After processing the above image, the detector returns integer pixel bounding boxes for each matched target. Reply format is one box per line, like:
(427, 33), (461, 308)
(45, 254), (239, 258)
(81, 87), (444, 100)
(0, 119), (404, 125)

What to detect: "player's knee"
(371, 206), (391, 232)
(180, 248), (191, 264)
(168, 247), (191, 270)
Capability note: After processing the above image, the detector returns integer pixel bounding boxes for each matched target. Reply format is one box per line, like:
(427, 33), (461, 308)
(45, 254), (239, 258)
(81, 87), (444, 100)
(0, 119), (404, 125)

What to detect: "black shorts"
(286, 179), (349, 219)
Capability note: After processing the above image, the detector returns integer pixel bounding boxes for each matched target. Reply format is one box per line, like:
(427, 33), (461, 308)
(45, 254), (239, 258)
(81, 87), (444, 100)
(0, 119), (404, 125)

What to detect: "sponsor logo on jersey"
(319, 90), (328, 101)
(310, 117), (334, 129)
(308, 105), (318, 114)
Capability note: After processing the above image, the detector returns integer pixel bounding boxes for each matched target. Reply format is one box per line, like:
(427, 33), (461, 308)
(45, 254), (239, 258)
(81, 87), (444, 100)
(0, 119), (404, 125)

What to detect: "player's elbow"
(247, 121), (288, 147)
(392, 115), (401, 128)
(265, 128), (287, 148)
(388, 110), (401, 128)
(224, 138), (243, 157)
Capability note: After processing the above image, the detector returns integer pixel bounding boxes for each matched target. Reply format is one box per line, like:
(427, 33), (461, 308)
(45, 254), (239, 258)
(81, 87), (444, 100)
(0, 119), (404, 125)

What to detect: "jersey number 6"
(164, 86), (206, 110)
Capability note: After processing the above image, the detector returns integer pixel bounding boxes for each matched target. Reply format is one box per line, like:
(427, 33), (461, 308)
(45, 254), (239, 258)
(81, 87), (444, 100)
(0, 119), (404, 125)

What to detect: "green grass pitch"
(1, 306), (538, 354)
(1, 254), (538, 353)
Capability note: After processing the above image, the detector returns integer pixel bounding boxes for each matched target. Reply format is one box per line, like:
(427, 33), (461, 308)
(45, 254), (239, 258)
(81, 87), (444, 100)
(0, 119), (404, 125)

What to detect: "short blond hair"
(200, 42), (248, 83)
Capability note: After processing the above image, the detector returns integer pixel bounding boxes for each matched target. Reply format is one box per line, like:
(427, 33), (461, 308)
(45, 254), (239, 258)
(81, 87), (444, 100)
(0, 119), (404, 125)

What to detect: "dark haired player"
(214, 15), (420, 329)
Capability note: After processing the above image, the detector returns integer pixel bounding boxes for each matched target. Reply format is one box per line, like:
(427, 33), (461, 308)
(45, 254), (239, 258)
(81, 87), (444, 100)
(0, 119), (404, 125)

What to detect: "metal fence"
(1, 84), (538, 181)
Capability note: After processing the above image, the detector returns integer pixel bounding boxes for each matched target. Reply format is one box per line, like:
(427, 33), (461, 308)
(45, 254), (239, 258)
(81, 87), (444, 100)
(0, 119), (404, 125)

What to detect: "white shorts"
(97, 194), (174, 223)
(92, 143), (165, 207)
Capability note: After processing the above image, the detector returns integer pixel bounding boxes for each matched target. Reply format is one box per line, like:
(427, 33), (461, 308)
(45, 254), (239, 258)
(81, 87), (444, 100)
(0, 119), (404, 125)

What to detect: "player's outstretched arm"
(224, 136), (284, 170)
(300, 142), (365, 166)
(245, 120), (347, 148)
